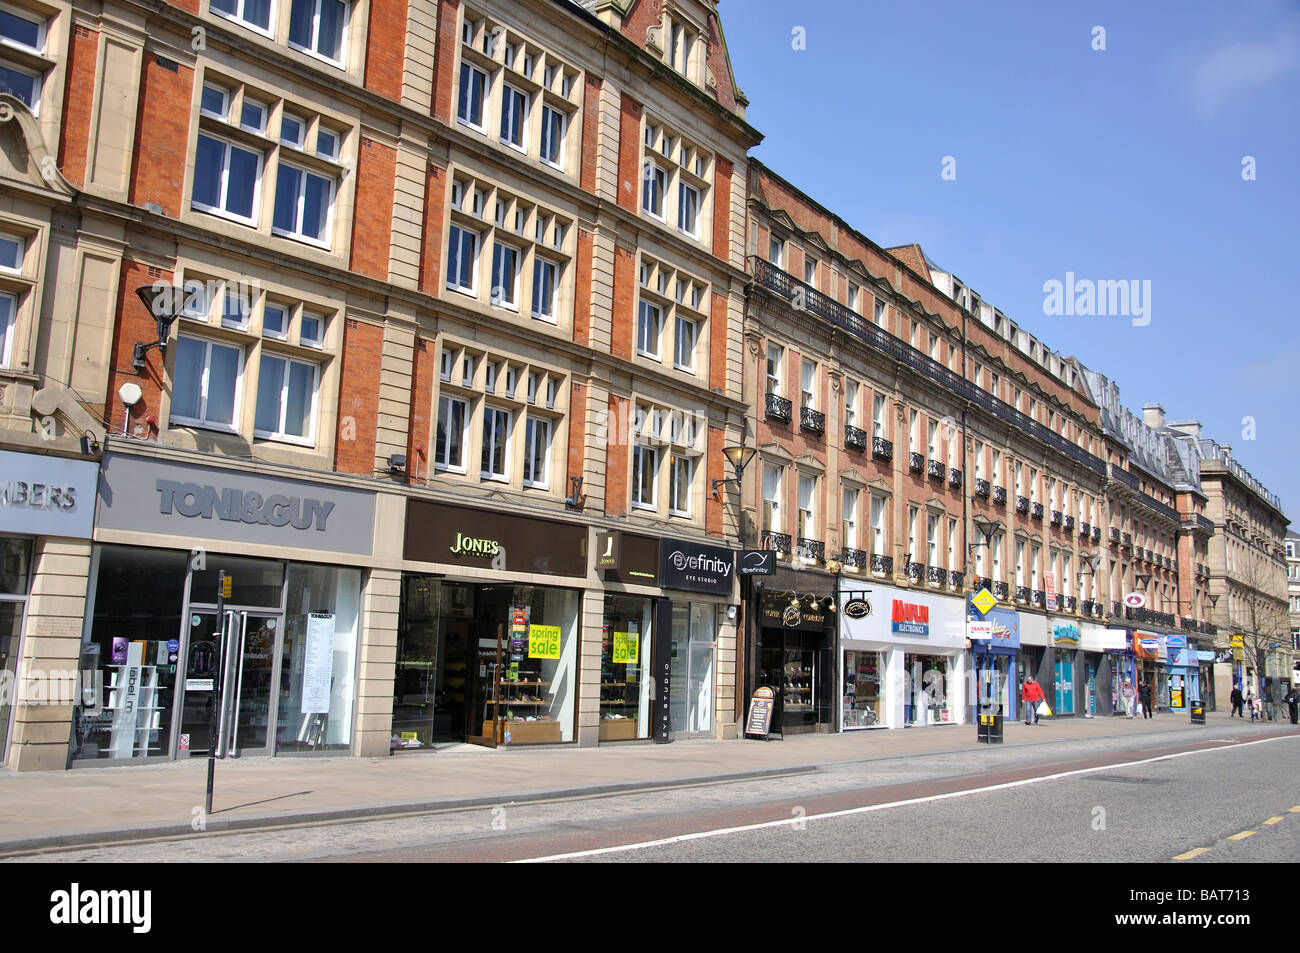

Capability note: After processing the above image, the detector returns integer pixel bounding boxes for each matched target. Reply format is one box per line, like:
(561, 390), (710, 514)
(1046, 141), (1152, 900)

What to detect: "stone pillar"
(355, 567), (401, 757)
(577, 587), (603, 747)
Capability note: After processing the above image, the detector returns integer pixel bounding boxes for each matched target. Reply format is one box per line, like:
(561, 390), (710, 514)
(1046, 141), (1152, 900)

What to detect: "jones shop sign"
(96, 453), (376, 554)
(659, 539), (734, 595)
(0, 449), (98, 538)
(405, 499), (587, 577)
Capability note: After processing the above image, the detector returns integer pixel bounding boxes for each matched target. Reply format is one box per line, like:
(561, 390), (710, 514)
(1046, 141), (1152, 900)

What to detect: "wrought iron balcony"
(948, 468), (963, 489)
(1064, 515), (1075, 531)
(765, 392), (792, 423)
(974, 478), (991, 499)
(872, 437), (893, 461)
(1122, 532), (1132, 548)
(971, 575), (989, 592)
(748, 256), (1110, 477)
(844, 424), (868, 452)
(1015, 586), (1030, 603)
(1108, 464), (1140, 491)
(908, 451), (924, 473)
(1134, 490), (1179, 523)
(799, 405), (825, 435)
(1128, 606), (1176, 628)
(763, 531), (792, 555)
(1016, 495), (1030, 514)
(840, 548), (867, 570)
(948, 569), (963, 590)
(906, 561), (924, 580)
(926, 565), (944, 586)
(1050, 510), (1062, 526)
(927, 458), (945, 480)
(1031, 502), (1044, 520)
(1093, 602), (1104, 617)
(870, 553), (893, 576)
(1080, 521), (1090, 537)
(1111, 601), (1123, 617)
(1109, 527), (1121, 543)
(1032, 589), (1045, 607)
(1181, 616), (1195, 630)
(1179, 512), (1215, 535)
(993, 581), (1009, 600)
(1091, 526), (1101, 542)
(1063, 595), (1077, 611)
(1081, 599), (1096, 616)
(796, 537), (825, 563)
(992, 486), (1007, 505)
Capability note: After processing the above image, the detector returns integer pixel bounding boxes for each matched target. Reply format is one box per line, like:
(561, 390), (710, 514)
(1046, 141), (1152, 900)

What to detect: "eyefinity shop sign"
(658, 538), (734, 595)
(95, 453), (376, 555)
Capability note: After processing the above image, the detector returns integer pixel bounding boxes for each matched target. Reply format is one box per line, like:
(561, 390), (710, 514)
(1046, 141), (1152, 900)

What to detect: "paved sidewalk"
(1, 710), (1293, 852)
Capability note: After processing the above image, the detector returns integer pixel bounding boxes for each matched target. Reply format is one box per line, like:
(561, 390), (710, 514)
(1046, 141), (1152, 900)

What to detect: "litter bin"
(1190, 699), (1206, 725)
(976, 709), (1003, 744)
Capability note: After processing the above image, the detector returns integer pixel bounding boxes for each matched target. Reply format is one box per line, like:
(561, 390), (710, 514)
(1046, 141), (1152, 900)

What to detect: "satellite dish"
(119, 382), (143, 407)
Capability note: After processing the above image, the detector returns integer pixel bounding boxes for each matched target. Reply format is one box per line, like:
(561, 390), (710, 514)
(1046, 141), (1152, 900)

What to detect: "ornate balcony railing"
(1092, 602), (1104, 618)
(765, 392), (792, 423)
(872, 437), (893, 461)
(992, 486), (1007, 505)
(1050, 510), (1062, 526)
(870, 554), (893, 576)
(763, 531), (792, 555)
(1081, 599), (1096, 616)
(1080, 521), (1090, 537)
(796, 537), (824, 563)
(926, 565), (944, 586)
(1015, 586), (1030, 603)
(1111, 601), (1123, 617)
(1016, 495), (1030, 514)
(1108, 527), (1120, 543)
(993, 581), (1009, 600)
(1091, 526), (1101, 542)
(974, 478), (991, 499)
(1181, 616), (1195, 630)
(1128, 606), (1176, 628)
(948, 468), (963, 489)
(927, 458), (945, 480)
(1063, 595), (1077, 611)
(1122, 532), (1132, 548)
(908, 451), (924, 473)
(841, 548), (867, 570)
(799, 405), (825, 435)
(748, 257), (1109, 476)
(1064, 515), (1075, 532)
(844, 424), (868, 452)
(906, 561), (924, 580)
(1179, 512), (1215, 535)
(1134, 490), (1179, 523)
(949, 570), (963, 590)
(1031, 502), (1044, 520)
(1032, 589), (1045, 607)
(1108, 464), (1141, 491)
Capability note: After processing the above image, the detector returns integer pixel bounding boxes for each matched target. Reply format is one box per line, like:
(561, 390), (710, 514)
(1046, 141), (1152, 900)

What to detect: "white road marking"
(514, 735), (1296, 863)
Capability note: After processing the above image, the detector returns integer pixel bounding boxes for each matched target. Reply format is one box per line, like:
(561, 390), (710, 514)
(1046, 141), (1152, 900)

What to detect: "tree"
(1214, 548), (1290, 710)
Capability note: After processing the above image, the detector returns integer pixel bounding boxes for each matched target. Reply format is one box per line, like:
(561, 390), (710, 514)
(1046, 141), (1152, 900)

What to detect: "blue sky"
(723, 0), (1299, 519)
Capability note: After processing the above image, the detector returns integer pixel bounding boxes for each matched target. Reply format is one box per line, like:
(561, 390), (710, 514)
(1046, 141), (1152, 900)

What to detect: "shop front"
(1049, 621), (1081, 716)
(659, 537), (733, 740)
(76, 451), (375, 765)
(1164, 635), (1197, 712)
(839, 583), (968, 729)
(1132, 629), (1164, 712)
(1079, 622), (1123, 717)
(1018, 612), (1048, 696)
(1198, 650), (1218, 710)
(398, 499), (586, 748)
(2, 448), (99, 769)
(969, 607), (1020, 722)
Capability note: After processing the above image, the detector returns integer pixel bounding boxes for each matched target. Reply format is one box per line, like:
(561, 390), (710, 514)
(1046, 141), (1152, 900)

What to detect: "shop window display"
(0, 537), (32, 758)
(905, 654), (951, 725)
(600, 595), (653, 740)
(842, 650), (883, 728)
(670, 602), (715, 737)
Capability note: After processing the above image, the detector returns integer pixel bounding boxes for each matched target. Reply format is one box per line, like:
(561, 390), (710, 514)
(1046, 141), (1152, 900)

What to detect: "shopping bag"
(1037, 701), (1052, 717)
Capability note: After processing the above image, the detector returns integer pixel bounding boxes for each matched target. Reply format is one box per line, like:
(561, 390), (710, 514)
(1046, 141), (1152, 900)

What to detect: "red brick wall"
(580, 74), (601, 195)
(611, 244), (635, 360)
(406, 336), (434, 481)
(128, 54), (194, 218)
(363, 0), (406, 101)
(573, 228), (592, 347)
(334, 319), (382, 475)
(706, 425), (723, 538)
(708, 290), (727, 392)
(57, 25), (98, 188)
(168, 0), (200, 13)
(566, 381), (586, 492)
(105, 260), (171, 434)
(418, 162), (447, 293)
(605, 394), (628, 516)
(350, 137), (396, 280)
(430, 0), (461, 122)
(703, 13), (739, 112)
(615, 92), (642, 213)
(711, 155), (732, 263)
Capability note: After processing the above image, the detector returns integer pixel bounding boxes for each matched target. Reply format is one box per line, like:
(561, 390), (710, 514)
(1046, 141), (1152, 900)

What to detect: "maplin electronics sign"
(95, 453), (376, 555)
(891, 600), (930, 637)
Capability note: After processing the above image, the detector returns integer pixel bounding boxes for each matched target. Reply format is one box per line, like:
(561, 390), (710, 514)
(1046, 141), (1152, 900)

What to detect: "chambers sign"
(659, 539), (734, 595)
(96, 453), (375, 554)
(0, 448), (98, 538)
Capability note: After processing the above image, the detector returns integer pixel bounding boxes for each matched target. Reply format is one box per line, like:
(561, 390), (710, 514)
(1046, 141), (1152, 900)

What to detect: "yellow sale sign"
(612, 631), (639, 664)
(528, 624), (561, 660)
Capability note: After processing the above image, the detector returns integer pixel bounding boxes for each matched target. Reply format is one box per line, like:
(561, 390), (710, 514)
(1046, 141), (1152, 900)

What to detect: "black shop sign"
(658, 538), (734, 595)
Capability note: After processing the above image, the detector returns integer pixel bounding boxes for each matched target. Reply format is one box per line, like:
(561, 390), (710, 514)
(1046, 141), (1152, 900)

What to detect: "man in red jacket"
(1022, 675), (1045, 725)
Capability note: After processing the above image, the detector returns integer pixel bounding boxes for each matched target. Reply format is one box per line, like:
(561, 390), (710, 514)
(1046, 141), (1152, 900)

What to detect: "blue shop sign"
(974, 607), (1020, 652)
(1052, 623), (1080, 647)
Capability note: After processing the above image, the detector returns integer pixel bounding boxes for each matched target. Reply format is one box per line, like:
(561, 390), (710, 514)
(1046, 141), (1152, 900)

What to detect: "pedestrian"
(1247, 690), (1257, 722)
(1021, 674), (1045, 725)
(1140, 680), (1154, 720)
(1284, 687), (1299, 725)
(1230, 683), (1244, 718)
(1120, 679), (1136, 718)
